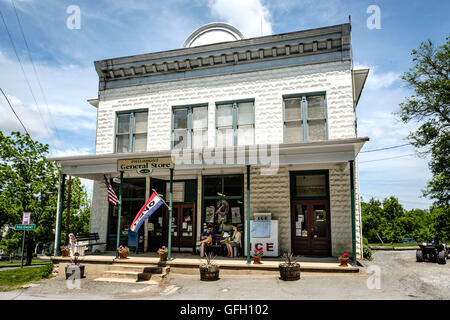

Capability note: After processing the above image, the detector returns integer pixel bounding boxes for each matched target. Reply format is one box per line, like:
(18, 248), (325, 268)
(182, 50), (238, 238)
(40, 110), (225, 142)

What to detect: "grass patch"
(0, 263), (53, 291)
(369, 243), (419, 247)
(0, 258), (52, 268)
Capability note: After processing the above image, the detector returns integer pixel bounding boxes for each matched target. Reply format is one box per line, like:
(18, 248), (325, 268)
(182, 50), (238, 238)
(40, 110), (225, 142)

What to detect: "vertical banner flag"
(130, 191), (164, 232)
(104, 175), (119, 206)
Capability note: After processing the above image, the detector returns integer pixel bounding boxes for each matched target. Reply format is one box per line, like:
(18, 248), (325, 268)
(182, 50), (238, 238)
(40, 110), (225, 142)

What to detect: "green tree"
(397, 36), (450, 206)
(0, 131), (90, 264)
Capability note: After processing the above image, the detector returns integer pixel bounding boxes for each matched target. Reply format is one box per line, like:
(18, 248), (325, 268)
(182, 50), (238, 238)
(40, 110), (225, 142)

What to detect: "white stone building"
(48, 22), (369, 260)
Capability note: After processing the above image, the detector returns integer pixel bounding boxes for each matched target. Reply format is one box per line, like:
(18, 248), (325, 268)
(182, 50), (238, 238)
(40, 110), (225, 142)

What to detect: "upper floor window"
(284, 94), (327, 143)
(115, 110), (148, 153)
(172, 105), (208, 149)
(216, 100), (254, 147)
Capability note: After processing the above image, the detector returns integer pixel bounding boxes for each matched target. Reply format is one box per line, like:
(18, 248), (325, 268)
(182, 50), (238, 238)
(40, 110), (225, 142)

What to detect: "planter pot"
(159, 252), (168, 261)
(253, 256), (262, 264)
(279, 264), (301, 281)
(199, 266), (220, 281)
(118, 251), (128, 259)
(339, 257), (349, 267)
(61, 250), (70, 257)
(65, 265), (85, 279)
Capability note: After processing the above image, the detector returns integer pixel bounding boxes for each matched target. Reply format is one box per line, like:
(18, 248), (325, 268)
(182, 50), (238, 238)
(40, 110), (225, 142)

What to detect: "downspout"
(246, 165), (251, 264)
(349, 160), (356, 265)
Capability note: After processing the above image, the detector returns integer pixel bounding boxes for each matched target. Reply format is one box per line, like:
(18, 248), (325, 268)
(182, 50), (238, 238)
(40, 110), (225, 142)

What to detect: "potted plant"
(339, 253), (349, 267)
(253, 249), (264, 264)
(65, 253), (85, 279)
(199, 252), (220, 281)
(279, 253), (301, 281)
(60, 245), (71, 257)
(157, 246), (168, 261)
(117, 245), (129, 259)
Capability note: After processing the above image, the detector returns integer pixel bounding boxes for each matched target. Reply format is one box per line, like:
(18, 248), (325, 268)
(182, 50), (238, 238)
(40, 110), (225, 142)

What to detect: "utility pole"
(65, 176), (72, 245)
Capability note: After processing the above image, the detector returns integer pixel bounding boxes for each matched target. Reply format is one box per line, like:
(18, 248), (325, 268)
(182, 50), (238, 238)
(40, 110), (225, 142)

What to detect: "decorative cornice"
(94, 23), (351, 90)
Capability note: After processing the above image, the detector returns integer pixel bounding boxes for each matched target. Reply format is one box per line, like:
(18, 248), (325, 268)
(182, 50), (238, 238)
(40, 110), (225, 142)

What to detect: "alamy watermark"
(366, 265), (381, 290)
(66, 5), (81, 30)
(171, 144), (280, 175)
(367, 5), (381, 30)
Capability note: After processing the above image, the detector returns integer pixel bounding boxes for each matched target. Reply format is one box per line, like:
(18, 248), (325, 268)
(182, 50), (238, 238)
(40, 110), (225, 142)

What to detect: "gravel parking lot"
(1, 250), (449, 300)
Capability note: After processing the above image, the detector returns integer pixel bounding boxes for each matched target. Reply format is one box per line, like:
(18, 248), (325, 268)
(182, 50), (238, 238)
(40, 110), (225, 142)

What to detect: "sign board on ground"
(14, 224), (36, 231)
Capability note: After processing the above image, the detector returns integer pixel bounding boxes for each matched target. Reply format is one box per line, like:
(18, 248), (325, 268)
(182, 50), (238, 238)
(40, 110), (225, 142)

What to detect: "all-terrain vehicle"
(416, 237), (450, 264)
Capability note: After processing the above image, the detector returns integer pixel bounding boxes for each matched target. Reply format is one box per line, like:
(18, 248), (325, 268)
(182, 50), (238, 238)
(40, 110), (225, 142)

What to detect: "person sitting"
(199, 226), (214, 257)
(220, 232), (231, 256)
(226, 225), (242, 258)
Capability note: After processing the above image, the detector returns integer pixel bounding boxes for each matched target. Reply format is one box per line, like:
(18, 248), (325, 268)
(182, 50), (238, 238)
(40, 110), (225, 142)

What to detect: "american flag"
(104, 175), (119, 206)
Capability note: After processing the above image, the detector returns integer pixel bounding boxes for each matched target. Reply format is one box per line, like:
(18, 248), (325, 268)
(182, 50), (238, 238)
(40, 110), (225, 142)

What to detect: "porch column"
(246, 165), (251, 264)
(115, 171), (124, 259)
(54, 173), (66, 256)
(349, 160), (356, 265)
(168, 168), (174, 260)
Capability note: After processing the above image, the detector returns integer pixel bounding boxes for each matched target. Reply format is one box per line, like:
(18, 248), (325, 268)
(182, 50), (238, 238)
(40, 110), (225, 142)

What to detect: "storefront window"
(172, 105), (208, 149)
(115, 110), (148, 153)
(216, 100), (254, 147)
(202, 175), (244, 234)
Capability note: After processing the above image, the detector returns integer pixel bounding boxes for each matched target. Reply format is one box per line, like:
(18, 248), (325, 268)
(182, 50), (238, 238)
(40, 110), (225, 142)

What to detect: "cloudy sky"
(0, 0), (448, 209)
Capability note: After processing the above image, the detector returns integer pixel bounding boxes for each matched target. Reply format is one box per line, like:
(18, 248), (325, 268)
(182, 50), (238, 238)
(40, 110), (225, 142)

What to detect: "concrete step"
(108, 264), (162, 273)
(93, 277), (160, 285)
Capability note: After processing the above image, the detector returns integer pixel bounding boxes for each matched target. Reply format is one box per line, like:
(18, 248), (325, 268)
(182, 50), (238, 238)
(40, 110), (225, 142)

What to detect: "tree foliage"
(0, 131), (90, 264)
(398, 36), (450, 205)
(362, 196), (449, 243)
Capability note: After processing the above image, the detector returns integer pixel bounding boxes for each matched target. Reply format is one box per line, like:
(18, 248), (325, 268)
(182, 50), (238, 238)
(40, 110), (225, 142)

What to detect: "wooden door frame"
(165, 202), (196, 251)
(291, 199), (331, 256)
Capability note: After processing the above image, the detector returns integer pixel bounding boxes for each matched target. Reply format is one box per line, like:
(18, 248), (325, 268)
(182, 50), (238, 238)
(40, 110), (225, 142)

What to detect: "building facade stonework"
(50, 22), (368, 259)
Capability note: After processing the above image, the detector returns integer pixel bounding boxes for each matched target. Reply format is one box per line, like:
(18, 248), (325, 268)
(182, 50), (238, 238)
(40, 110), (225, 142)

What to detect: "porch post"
(246, 165), (251, 264)
(54, 173), (66, 256)
(168, 168), (174, 260)
(349, 160), (357, 265)
(115, 171), (124, 259)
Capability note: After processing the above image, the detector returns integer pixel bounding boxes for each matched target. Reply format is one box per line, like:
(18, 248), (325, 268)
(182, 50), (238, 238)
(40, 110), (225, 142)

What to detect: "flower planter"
(339, 257), (349, 267)
(159, 252), (168, 261)
(279, 264), (301, 281)
(65, 265), (85, 279)
(61, 250), (70, 257)
(118, 251), (128, 259)
(199, 266), (220, 281)
(253, 256), (262, 264)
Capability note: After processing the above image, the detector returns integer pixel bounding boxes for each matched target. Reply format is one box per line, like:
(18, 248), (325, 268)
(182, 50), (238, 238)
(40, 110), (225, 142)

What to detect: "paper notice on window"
(206, 206), (215, 223)
(182, 222), (188, 229)
(296, 229), (302, 236)
(158, 217), (163, 226)
(295, 221), (302, 229)
(231, 207), (240, 223)
(149, 223), (154, 231)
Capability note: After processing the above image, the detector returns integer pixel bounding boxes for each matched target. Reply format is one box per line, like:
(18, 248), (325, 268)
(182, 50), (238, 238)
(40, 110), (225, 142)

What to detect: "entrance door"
(291, 200), (330, 255)
(166, 203), (195, 251)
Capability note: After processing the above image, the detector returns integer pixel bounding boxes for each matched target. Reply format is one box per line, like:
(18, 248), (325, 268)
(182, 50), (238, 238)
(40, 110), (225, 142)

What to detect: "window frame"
(171, 104), (209, 150)
(114, 109), (148, 153)
(283, 92), (328, 143)
(215, 99), (255, 147)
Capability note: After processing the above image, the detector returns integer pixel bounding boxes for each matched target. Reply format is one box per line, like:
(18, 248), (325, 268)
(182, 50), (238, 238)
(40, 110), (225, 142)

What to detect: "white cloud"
(208, 0), (273, 37)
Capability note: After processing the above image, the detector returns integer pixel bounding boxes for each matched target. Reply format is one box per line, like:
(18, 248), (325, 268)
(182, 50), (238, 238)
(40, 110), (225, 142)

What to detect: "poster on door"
(205, 206), (215, 223)
(231, 207), (240, 223)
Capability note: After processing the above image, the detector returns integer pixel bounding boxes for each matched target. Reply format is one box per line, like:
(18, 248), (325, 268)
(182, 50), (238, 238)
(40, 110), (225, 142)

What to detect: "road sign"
(14, 224), (36, 231)
(22, 212), (31, 225)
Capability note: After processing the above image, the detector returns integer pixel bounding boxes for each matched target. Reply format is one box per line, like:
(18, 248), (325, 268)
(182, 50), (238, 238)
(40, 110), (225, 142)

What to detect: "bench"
(69, 233), (106, 256)
(204, 235), (227, 256)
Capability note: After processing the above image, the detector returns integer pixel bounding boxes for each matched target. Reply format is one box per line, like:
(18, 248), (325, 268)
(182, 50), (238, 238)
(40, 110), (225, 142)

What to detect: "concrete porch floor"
(48, 251), (359, 273)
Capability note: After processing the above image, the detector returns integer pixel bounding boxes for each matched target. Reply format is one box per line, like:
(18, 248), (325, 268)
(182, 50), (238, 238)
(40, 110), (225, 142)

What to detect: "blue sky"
(0, 0), (448, 209)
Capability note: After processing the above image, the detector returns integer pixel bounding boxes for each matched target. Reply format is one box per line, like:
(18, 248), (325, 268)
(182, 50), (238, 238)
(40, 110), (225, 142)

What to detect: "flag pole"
(151, 188), (171, 210)
(115, 171), (124, 259)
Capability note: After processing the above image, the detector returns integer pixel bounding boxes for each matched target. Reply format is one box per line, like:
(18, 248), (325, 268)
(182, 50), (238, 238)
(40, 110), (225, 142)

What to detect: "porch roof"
(47, 137), (369, 179)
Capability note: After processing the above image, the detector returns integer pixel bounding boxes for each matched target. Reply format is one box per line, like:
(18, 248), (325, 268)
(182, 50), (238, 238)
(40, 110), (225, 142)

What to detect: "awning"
(47, 137), (369, 179)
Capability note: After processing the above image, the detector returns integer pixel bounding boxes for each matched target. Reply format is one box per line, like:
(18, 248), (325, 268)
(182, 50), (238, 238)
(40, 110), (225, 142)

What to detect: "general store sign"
(117, 157), (174, 173)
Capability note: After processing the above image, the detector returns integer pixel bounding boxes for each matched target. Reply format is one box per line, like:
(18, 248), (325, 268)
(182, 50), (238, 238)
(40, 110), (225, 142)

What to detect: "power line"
(0, 6), (52, 138)
(0, 86), (31, 137)
(360, 143), (410, 153)
(10, 0), (62, 142)
(359, 153), (416, 163)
